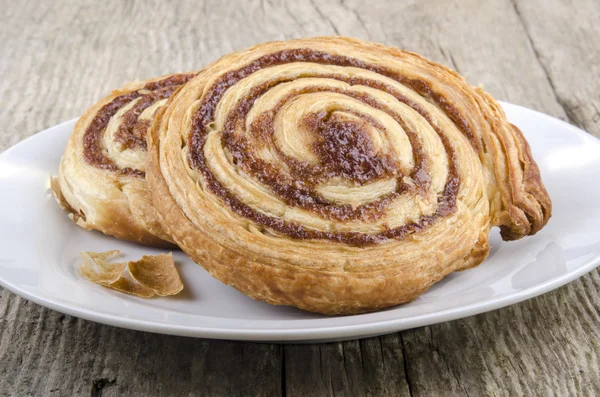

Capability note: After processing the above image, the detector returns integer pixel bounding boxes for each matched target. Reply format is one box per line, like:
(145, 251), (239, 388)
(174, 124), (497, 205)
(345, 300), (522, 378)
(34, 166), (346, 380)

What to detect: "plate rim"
(1, 102), (599, 342)
(1, 254), (599, 341)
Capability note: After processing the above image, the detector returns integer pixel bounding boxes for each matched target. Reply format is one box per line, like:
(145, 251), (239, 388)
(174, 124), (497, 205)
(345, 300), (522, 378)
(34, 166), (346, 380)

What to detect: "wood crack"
(89, 377), (116, 397)
(340, 342), (352, 387)
(281, 346), (287, 397)
(378, 337), (385, 364)
(590, 103), (600, 124)
(438, 45), (461, 74)
(358, 339), (367, 374)
(309, 0), (341, 35)
(340, 0), (370, 38)
(506, 355), (522, 376)
(510, 0), (578, 126)
(283, 1), (304, 34)
(443, 355), (470, 397)
(399, 334), (414, 397)
(448, 53), (460, 74)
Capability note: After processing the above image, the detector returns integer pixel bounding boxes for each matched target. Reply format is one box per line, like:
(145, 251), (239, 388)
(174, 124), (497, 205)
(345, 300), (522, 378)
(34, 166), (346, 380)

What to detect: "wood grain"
(0, 0), (598, 396)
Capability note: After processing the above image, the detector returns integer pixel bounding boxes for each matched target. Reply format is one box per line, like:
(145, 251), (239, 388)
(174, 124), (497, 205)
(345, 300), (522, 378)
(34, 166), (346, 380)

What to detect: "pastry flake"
(79, 250), (125, 284)
(80, 251), (183, 298)
(128, 253), (184, 296)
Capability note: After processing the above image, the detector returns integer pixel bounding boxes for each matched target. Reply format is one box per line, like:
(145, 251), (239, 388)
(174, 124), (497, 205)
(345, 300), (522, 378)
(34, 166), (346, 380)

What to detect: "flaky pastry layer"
(147, 37), (551, 314)
(55, 73), (196, 246)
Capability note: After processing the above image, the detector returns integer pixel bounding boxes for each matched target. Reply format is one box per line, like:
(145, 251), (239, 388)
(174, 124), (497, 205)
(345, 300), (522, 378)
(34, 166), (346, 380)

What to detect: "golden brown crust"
(128, 253), (184, 296)
(79, 250), (184, 298)
(54, 73), (196, 247)
(147, 37), (551, 314)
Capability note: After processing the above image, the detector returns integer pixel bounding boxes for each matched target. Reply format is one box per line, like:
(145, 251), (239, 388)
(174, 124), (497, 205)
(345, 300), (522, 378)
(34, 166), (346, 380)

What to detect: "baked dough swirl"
(147, 37), (551, 314)
(55, 73), (196, 246)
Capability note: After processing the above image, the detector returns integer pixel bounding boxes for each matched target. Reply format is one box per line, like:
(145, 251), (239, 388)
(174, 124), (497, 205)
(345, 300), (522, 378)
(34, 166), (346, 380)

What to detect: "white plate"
(1, 102), (599, 342)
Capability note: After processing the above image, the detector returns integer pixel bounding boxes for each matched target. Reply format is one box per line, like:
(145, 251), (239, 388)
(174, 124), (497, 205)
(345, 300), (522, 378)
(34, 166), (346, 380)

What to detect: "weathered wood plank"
(0, 0), (599, 396)
(513, 0), (600, 136)
(0, 293), (284, 397)
(284, 335), (411, 397)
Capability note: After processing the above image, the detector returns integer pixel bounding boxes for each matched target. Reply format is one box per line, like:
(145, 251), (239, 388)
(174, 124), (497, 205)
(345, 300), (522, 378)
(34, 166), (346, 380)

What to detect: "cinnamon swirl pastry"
(54, 73), (196, 246)
(147, 37), (551, 314)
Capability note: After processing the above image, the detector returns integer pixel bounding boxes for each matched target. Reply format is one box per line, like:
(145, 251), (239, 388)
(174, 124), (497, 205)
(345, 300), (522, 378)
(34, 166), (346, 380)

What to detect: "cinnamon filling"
(114, 86), (180, 150)
(83, 73), (196, 177)
(187, 49), (464, 245)
(222, 82), (429, 223)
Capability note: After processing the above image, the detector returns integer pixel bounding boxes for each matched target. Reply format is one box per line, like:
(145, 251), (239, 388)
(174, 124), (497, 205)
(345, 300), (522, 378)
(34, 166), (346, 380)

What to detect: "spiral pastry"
(147, 37), (551, 314)
(54, 73), (196, 246)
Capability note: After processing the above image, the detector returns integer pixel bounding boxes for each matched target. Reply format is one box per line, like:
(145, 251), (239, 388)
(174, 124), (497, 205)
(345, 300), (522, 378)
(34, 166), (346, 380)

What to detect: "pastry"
(53, 73), (196, 246)
(147, 37), (551, 314)
(80, 251), (183, 297)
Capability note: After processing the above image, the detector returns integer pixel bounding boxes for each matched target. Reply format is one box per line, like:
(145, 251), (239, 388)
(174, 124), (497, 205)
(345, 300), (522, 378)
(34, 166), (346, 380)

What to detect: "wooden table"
(1, 1), (599, 395)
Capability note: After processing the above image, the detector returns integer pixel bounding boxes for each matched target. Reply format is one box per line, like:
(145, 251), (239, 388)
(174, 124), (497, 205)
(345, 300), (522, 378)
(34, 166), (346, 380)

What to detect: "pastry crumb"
(79, 251), (183, 298)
